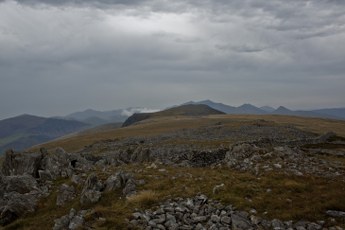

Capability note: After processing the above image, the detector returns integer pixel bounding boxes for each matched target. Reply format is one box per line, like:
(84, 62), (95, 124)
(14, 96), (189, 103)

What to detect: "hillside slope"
(0, 114), (89, 154)
(122, 104), (225, 127)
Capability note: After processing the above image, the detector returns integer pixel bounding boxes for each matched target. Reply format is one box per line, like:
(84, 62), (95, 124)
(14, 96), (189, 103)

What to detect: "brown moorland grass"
(32, 114), (345, 153)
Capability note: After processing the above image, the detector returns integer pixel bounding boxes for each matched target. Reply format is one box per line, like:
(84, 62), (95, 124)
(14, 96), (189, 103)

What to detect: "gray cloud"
(0, 0), (345, 119)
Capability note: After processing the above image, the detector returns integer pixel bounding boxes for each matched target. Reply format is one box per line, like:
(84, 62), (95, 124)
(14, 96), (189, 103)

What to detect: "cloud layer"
(1, 0), (345, 119)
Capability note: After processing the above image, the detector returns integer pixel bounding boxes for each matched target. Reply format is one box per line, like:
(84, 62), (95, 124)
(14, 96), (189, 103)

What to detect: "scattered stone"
(326, 210), (345, 218)
(147, 163), (157, 169)
(212, 183), (224, 194)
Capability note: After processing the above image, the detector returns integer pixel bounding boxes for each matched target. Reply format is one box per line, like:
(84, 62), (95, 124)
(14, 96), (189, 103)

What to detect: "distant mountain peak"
(198, 99), (214, 104)
(276, 106), (291, 112)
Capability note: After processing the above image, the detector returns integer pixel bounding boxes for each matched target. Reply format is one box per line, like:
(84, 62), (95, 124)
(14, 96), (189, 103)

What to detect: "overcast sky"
(1, 0), (345, 119)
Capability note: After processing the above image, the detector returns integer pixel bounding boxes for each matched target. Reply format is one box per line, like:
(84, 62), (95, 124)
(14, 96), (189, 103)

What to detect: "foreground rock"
(80, 173), (104, 205)
(0, 172), (45, 226)
(0, 192), (38, 226)
(53, 208), (89, 230)
(130, 195), (343, 230)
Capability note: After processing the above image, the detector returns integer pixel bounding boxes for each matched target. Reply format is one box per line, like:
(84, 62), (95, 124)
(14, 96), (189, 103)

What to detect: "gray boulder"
(0, 192), (38, 226)
(53, 208), (88, 230)
(3, 174), (39, 195)
(80, 173), (103, 205)
(123, 178), (137, 197)
(104, 171), (137, 196)
(130, 147), (151, 163)
(39, 148), (72, 180)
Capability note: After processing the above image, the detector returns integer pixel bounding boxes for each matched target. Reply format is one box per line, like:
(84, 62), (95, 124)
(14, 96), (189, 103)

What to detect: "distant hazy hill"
(182, 100), (345, 120)
(122, 104), (225, 127)
(311, 108), (345, 120)
(0, 114), (89, 154)
(64, 107), (159, 126)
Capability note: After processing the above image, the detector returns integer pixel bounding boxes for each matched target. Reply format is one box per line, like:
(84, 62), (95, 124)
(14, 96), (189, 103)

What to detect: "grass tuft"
(127, 190), (159, 208)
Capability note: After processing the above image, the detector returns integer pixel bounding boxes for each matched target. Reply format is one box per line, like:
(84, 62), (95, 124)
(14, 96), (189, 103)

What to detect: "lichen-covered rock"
(39, 148), (72, 180)
(3, 175), (39, 194)
(56, 184), (76, 206)
(1, 150), (43, 177)
(80, 173), (103, 205)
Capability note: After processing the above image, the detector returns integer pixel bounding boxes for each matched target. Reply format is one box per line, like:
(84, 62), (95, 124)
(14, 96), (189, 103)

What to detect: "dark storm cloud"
(0, 0), (345, 119)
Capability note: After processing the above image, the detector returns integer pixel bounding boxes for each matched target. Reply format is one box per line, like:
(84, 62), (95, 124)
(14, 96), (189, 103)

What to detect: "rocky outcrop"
(223, 141), (345, 179)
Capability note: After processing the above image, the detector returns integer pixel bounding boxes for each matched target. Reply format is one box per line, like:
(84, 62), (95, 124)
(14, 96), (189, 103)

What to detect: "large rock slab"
(3, 175), (39, 194)
(1, 150), (43, 177)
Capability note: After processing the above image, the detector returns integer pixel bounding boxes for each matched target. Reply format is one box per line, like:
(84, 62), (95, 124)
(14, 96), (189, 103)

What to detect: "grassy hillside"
(122, 104), (225, 127)
(0, 114), (89, 154)
(4, 114), (345, 229)
(34, 114), (345, 153)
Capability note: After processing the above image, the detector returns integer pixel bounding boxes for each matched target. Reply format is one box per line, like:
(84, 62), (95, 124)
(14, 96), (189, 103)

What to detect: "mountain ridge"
(181, 100), (345, 120)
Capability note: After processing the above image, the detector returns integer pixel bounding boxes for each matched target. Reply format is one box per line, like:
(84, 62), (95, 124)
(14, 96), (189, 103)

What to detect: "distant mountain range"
(181, 100), (345, 120)
(0, 114), (89, 154)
